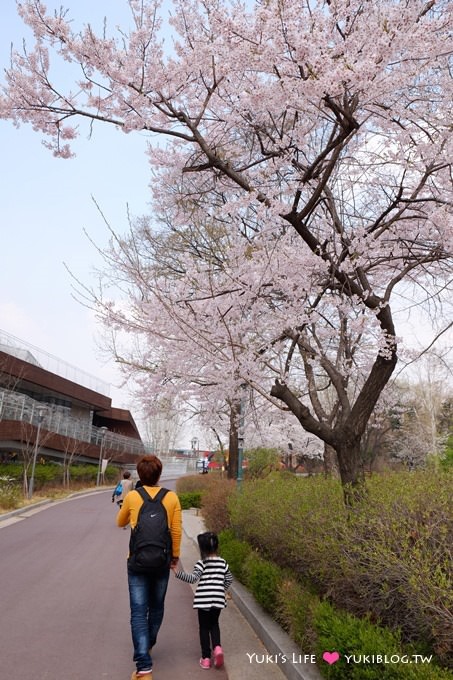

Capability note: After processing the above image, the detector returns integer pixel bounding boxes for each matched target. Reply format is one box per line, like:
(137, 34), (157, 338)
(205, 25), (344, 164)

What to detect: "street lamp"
(28, 408), (47, 499)
(237, 384), (247, 487)
(96, 426), (108, 486)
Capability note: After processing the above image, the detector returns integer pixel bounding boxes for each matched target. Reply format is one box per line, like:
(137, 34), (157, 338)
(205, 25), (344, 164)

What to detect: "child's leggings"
(198, 607), (221, 658)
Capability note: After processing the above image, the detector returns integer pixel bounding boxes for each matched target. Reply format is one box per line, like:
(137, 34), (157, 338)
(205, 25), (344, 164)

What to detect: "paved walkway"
(179, 509), (285, 680)
(0, 490), (322, 680)
(180, 508), (322, 680)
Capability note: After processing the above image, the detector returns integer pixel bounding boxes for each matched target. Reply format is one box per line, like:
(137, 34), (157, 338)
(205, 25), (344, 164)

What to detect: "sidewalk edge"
(183, 526), (322, 680)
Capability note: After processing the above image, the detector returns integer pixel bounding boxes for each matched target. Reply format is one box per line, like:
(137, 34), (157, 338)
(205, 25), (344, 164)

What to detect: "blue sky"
(0, 0), (156, 411)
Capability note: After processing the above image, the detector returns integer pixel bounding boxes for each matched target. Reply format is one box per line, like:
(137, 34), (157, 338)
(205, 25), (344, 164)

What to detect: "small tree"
(61, 437), (91, 487)
(19, 418), (53, 496)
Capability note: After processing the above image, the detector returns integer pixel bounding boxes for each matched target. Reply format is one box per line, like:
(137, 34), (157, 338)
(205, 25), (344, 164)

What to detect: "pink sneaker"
(199, 658), (211, 670)
(213, 646), (224, 668)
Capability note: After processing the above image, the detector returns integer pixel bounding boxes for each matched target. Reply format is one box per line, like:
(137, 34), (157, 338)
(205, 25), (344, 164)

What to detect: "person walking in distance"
(173, 531), (233, 669)
(112, 470), (134, 508)
(117, 455), (182, 680)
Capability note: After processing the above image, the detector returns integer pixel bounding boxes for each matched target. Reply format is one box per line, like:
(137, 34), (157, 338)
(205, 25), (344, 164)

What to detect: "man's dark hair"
(136, 455), (162, 486)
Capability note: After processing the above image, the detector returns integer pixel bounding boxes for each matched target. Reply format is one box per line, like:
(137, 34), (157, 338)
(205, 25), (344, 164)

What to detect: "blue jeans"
(128, 568), (170, 671)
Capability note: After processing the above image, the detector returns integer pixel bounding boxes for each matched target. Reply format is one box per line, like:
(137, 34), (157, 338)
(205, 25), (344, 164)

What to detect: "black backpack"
(128, 487), (172, 573)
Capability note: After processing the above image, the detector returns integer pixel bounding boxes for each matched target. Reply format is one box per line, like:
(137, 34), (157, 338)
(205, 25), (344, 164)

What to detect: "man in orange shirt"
(117, 455), (182, 680)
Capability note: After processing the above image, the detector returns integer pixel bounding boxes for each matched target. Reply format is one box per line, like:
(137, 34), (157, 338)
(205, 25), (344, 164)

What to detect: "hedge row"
(0, 462), (118, 511)
(178, 491), (203, 510)
(0, 462), (117, 485)
(227, 471), (453, 669)
(176, 473), (236, 532)
(218, 529), (453, 680)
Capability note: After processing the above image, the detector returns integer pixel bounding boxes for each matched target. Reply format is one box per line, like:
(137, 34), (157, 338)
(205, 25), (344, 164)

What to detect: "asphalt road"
(0, 485), (228, 680)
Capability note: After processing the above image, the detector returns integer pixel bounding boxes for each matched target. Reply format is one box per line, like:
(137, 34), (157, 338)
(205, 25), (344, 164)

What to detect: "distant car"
(196, 458), (209, 473)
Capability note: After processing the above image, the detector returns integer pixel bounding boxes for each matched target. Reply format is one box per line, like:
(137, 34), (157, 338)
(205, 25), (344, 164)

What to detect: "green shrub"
(176, 474), (235, 532)
(218, 529), (252, 581)
(228, 470), (453, 667)
(244, 447), (280, 479)
(276, 577), (319, 650)
(229, 472), (345, 578)
(0, 463), (23, 481)
(333, 471), (453, 663)
(104, 465), (117, 482)
(0, 461), (113, 489)
(242, 552), (281, 613)
(68, 464), (99, 482)
(440, 435), (453, 470)
(313, 600), (453, 679)
(32, 462), (63, 487)
(178, 491), (202, 509)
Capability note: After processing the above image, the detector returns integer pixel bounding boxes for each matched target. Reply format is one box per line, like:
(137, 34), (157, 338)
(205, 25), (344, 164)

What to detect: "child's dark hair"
(197, 532), (219, 559)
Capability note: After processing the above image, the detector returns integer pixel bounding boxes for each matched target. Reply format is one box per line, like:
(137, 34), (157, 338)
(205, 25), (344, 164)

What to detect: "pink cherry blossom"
(1, 0), (452, 491)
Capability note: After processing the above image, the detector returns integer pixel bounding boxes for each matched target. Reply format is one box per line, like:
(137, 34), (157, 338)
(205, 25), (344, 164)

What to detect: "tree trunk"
(227, 401), (240, 480)
(322, 443), (339, 478)
(335, 439), (366, 505)
(271, 348), (397, 501)
(211, 428), (227, 473)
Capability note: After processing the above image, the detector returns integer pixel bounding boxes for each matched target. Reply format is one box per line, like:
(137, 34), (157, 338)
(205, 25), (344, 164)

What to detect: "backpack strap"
(155, 487), (169, 503)
(136, 486), (169, 503)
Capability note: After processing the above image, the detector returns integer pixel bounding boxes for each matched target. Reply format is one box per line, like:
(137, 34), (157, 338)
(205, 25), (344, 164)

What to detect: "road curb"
(230, 580), (322, 680)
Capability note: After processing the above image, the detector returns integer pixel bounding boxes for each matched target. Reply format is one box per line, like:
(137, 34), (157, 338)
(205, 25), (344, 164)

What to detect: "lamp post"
(28, 408), (47, 499)
(237, 385), (247, 487)
(237, 429), (244, 485)
(96, 426), (108, 486)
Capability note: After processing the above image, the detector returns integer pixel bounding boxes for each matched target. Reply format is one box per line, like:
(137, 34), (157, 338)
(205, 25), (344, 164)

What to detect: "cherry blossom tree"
(86, 214), (333, 478)
(2, 0), (452, 497)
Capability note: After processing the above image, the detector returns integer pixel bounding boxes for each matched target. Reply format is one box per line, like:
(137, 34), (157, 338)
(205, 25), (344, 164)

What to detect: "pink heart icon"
(323, 651), (340, 665)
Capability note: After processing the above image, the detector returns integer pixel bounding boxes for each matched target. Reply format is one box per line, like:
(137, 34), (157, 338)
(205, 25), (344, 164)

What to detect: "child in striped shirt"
(174, 531), (233, 669)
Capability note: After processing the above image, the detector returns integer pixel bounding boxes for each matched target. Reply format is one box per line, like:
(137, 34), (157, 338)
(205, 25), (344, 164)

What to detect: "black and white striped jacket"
(176, 556), (233, 609)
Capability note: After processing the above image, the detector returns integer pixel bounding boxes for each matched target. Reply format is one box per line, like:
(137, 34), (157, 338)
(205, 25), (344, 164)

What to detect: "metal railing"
(0, 329), (110, 396)
(0, 389), (144, 457)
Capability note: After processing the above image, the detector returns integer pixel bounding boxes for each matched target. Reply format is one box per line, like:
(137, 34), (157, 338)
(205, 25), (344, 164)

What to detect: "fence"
(0, 389), (144, 457)
(0, 329), (110, 395)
